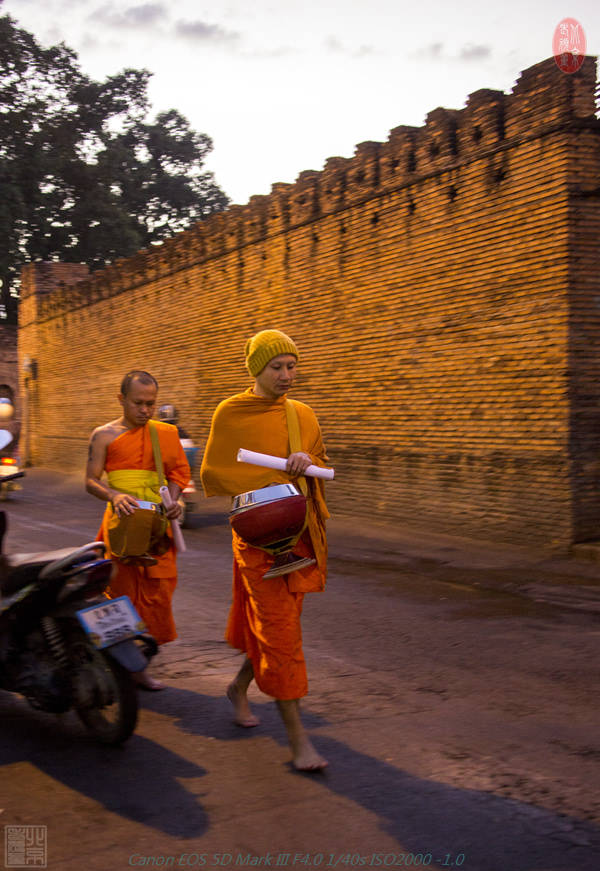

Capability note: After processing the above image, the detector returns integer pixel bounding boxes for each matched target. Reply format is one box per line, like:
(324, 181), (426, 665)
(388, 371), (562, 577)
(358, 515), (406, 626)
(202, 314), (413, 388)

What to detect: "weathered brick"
(14, 56), (600, 552)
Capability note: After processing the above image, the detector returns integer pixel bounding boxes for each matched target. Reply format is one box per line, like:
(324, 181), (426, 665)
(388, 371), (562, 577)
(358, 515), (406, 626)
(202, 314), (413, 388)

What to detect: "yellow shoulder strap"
(256, 399), (308, 556)
(148, 421), (166, 490)
(285, 399), (307, 496)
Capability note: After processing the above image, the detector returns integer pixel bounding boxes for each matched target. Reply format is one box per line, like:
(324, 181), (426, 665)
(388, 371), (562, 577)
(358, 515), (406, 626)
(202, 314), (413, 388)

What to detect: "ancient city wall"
(18, 57), (600, 550)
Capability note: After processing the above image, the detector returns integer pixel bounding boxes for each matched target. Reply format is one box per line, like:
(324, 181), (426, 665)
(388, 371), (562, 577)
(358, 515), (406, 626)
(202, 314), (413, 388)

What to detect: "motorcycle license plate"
(76, 596), (146, 649)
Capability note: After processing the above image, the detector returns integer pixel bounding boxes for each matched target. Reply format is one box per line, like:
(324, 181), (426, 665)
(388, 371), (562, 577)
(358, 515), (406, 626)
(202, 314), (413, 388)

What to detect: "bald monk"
(201, 330), (330, 771)
(86, 370), (190, 690)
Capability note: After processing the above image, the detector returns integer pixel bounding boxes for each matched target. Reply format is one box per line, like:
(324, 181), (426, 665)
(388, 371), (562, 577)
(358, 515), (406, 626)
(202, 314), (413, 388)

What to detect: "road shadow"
(0, 694), (208, 837)
(313, 735), (599, 871)
(2, 686), (599, 868)
(141, 687), (600, 870)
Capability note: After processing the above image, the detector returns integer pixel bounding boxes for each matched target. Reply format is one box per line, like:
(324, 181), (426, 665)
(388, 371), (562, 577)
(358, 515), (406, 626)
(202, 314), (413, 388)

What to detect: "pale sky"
(2, 0), (599, 205)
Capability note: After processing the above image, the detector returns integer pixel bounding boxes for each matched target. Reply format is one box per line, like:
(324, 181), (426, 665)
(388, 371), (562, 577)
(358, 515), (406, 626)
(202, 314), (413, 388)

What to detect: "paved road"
(0, 470), (599, 871)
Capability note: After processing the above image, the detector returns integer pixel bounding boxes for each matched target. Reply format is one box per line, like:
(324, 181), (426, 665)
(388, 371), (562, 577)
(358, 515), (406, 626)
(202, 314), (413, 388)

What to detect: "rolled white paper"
(237, 448), (335, 480)
(159, 486), (187, 552)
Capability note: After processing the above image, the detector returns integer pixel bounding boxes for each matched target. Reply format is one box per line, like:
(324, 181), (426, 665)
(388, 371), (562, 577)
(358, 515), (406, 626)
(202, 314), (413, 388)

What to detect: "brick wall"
(18, 57), (600, 551)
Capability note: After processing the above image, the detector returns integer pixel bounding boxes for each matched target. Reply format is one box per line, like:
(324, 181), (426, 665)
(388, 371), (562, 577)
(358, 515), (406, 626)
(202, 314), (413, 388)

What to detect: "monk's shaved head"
(120, 370), (158, 397)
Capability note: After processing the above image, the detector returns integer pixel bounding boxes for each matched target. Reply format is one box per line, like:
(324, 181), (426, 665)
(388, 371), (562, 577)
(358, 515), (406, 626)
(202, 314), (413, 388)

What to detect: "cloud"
(354, 44), (377, 58)
(325, 36), (343, 52)
(420, 42), (444, 60)
(174, 19), (240, 44)
(459, 43), (491, 61)
(414, 42), (491, 62)
(325, 36), (379, 58)
(88, 3), (168, 29)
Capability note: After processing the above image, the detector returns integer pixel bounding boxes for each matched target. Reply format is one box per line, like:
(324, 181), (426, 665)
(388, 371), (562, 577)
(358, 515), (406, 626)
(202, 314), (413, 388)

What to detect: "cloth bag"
(107, 421), (170, 565)
(107, 503), (169, 565)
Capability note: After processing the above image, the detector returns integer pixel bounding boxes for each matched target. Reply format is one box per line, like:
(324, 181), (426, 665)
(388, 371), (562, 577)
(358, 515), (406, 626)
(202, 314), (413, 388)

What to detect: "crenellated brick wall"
(18, 56), (600, 551)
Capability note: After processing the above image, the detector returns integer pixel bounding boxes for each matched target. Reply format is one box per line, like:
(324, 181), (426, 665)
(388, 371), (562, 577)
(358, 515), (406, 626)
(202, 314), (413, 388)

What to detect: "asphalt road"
(0, 470), (599, 871)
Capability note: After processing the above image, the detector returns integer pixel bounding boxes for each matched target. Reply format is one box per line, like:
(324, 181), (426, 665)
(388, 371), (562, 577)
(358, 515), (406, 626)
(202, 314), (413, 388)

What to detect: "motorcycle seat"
(4, 542), (105, 579)
(1, 560), (48, 597)
(38, 542), (105, 578)
(7, 543), (98, 569)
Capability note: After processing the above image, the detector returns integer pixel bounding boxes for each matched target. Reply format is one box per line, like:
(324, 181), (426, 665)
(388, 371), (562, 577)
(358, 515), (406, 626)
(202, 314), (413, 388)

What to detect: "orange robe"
(98, 421), (190, 645)
(201, 388), (330, 699)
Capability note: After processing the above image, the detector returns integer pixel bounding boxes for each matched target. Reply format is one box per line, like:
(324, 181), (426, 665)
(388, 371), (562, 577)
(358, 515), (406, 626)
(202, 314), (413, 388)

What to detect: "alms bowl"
(230, 483), (306, 549)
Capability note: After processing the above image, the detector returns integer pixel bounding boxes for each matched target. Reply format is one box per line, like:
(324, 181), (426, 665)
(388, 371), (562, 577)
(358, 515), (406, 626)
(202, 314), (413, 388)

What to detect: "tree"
(0, 14), (229, 323)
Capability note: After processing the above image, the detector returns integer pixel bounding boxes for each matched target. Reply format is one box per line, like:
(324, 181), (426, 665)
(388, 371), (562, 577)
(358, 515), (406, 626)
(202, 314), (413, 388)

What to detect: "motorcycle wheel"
(75, 651), (138, 745)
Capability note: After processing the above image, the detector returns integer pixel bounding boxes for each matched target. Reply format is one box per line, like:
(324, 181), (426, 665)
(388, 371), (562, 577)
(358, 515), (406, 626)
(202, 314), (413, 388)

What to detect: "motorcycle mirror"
(0, 430), (12, 451)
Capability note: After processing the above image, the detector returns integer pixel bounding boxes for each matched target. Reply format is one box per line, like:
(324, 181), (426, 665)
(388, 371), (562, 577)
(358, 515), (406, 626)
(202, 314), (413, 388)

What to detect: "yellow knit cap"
(245, 329), (300, 376)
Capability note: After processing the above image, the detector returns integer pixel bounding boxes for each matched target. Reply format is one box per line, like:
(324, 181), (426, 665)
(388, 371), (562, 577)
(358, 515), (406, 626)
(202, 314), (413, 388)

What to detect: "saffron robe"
(200, 389), (330, 699)
(98, 421), (190, 645)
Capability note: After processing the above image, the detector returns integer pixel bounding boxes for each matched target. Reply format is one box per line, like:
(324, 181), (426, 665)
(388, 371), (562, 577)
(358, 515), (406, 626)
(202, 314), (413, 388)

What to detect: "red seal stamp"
(552, 18), (586, 73)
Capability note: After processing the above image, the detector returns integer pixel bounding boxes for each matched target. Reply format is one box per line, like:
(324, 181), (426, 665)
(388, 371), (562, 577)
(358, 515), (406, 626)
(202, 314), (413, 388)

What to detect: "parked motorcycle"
(0, 504), (157, 744)
(179, 438), (199, 528)
(0, 428), (24, 500)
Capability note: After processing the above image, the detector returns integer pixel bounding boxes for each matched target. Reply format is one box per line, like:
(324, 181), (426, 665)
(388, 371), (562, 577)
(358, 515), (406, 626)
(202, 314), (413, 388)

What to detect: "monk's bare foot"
(292, 738), (328, 772)
(134, 671), (165, 691)
(227, 682), (260, 727)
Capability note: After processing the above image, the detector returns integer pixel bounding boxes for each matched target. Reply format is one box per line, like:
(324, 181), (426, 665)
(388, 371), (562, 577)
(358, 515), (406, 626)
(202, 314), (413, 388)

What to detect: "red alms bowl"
(229, 483), (307, 549)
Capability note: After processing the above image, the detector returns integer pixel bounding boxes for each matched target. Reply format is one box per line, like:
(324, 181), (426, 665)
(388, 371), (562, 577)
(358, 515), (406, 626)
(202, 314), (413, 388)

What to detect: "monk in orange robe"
(201, 329), (330, 771)
(86, 370), (190, 690)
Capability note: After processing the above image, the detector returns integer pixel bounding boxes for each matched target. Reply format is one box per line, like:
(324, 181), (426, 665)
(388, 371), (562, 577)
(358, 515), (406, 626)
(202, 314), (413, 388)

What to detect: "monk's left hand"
(165, 502), (182, 521)
(286, 452), (312, 477)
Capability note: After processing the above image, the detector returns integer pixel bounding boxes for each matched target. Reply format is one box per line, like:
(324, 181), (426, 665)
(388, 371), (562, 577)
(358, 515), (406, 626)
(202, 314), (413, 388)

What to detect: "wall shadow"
(0, 695), (208, 838)
(2, 686), (598, 870)
(140, 687), (600, 871)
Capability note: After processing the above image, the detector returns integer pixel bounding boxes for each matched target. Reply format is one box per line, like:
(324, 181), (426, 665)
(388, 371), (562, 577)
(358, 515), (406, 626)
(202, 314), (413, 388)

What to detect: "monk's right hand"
(112, 492), (138, 517)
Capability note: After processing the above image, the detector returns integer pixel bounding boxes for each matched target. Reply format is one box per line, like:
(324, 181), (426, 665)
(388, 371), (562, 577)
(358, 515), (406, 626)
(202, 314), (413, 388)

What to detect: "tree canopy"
(0, 13), (229, 323)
